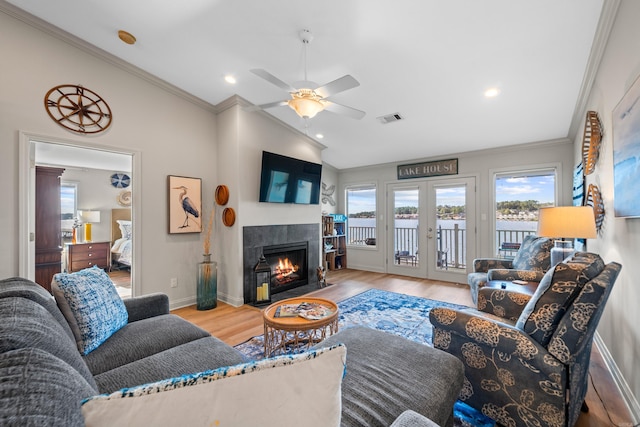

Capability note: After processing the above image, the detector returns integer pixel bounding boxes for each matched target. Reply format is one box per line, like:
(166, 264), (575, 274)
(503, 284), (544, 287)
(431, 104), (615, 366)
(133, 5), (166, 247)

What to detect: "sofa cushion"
(82, 344), (346, 427)
(0, 297), (98, 390)
(0, 277), (76, 342)
(0, 348), (97, 427)
(94, 336), (248, 393)
(52, 266), (129, 355)
(83, 313), (211, 376)
(316, 327), (464, 427)
(516, 252), (604, 345)
(511, 235), (553, 271)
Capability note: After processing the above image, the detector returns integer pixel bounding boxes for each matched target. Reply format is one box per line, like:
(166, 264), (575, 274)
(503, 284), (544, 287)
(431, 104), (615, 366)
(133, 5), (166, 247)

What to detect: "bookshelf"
(322, 214), (347, 270)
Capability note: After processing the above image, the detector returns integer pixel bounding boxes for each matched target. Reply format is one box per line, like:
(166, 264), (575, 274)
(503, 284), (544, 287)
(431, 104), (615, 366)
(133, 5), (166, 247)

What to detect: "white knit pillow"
(82, 344), (346, 427)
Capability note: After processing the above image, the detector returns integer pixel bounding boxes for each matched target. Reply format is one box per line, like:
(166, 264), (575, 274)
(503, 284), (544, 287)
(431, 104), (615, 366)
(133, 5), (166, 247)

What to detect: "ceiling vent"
(377, 112), (404, 124)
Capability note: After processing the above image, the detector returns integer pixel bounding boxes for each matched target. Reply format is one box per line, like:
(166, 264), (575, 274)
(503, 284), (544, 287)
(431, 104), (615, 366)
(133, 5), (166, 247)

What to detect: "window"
(346, 185), (376, 246)
(494, 169), (556, 254)
(61, 182), (78, 242)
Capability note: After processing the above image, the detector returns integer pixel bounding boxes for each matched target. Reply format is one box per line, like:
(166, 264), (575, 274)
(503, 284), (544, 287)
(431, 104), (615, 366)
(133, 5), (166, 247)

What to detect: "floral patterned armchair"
(467, 235), (554, 304)
(431, 252), (621, 427)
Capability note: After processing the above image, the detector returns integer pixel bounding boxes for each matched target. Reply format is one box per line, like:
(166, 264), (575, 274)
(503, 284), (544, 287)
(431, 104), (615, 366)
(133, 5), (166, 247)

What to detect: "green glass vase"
(197, 254), (217, 310)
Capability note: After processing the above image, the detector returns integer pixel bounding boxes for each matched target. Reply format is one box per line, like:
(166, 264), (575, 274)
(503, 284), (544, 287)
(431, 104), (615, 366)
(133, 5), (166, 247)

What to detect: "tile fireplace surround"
(242, 224), (320, 303)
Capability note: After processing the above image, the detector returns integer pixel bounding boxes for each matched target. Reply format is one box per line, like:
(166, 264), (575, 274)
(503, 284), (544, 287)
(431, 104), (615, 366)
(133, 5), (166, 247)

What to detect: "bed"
(111, 208), (132, 269)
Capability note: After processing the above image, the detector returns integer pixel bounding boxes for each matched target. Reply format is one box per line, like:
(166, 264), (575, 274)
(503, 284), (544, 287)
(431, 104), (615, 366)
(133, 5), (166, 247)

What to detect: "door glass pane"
(435, 185), (466, 271)
(394, 188), (418, 267)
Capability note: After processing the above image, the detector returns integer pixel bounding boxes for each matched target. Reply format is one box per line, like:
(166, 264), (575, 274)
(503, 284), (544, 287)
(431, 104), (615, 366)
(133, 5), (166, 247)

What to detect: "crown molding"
(217, 95), (327, 151)
(568, 0), (621, 140)
(0, 0), (217, 113)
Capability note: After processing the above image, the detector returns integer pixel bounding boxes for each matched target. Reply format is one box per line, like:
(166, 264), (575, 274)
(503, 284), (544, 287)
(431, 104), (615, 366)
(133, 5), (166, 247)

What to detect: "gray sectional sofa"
(0, 277), (463, 426)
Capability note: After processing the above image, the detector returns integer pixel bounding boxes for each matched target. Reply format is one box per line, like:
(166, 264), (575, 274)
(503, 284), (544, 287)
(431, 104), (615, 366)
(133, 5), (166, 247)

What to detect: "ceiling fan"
(248, 29), (365, 120)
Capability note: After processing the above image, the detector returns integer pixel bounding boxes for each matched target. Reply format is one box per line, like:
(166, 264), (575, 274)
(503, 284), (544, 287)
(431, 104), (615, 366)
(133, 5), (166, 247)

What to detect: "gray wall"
(572, 0), (640, 416)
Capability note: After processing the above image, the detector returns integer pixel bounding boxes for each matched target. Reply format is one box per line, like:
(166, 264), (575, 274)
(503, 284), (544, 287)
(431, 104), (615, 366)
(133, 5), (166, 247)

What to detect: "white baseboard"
(593, 332), (640, 424)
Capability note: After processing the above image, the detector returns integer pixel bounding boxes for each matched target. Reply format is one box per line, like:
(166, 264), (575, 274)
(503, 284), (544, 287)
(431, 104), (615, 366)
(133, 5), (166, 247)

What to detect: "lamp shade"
(537, 206), (597, 239)
(79, 210), (101, 224)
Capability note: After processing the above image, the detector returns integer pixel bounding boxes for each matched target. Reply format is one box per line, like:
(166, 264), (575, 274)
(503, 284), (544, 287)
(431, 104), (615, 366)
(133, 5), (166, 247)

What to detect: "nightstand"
(66, 241), (110, 273)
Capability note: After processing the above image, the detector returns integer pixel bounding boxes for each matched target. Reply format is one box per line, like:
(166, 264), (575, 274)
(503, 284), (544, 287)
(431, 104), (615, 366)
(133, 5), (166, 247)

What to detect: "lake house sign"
(397, 158), (458, 180)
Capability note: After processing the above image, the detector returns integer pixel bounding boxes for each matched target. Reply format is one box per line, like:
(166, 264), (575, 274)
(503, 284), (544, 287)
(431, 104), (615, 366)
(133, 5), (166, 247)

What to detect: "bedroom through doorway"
(20, 134), (137, 299)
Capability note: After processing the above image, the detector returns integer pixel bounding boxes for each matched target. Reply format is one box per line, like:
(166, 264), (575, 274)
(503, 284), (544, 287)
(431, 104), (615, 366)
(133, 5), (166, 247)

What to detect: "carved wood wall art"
(582, 111), (602, 175)
(586, 184), (605, 233)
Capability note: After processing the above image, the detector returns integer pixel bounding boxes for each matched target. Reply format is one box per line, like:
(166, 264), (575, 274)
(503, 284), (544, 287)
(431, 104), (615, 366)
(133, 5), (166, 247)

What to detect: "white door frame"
(18, 131), (141, 294)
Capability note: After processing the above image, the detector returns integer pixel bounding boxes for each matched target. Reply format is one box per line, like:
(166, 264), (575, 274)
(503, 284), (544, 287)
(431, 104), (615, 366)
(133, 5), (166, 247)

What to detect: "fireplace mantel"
(242, 224), (320, 304)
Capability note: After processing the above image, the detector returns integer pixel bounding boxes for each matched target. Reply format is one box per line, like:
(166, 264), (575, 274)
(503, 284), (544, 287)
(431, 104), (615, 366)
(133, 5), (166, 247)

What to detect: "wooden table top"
(263, 297), (339, 331)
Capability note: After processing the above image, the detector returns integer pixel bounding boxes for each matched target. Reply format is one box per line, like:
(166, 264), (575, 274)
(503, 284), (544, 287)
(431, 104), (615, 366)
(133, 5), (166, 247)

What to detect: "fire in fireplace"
(263, 242), (308, 293)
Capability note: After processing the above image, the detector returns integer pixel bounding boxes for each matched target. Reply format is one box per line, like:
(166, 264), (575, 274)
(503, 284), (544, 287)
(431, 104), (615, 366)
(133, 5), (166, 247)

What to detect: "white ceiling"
(6, 0), (607, 169)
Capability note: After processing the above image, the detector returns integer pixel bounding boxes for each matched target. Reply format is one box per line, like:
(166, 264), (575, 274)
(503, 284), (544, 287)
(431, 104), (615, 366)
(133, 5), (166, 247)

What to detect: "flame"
(276, 257), (299, 277)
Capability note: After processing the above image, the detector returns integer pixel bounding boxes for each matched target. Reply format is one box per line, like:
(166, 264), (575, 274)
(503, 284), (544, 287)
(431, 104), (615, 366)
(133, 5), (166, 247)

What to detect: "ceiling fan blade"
(250, 69), (296, 92)
(323, 101), (366, 120)
(315, 75), (360, 98)
(244, 100), (289, 112)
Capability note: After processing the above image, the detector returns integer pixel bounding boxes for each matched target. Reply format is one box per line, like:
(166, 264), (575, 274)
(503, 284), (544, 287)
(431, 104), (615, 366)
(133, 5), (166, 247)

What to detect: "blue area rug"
(235, 289), (494, 427)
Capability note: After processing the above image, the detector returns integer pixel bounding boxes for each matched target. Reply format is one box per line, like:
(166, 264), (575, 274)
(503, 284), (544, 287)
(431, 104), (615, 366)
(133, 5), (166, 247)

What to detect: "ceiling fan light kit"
(249, 29), (365, 121)
(287, 89), (326, 119)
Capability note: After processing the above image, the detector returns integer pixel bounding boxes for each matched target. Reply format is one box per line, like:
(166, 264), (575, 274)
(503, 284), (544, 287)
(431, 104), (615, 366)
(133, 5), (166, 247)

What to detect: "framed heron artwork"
(168, 175), (202, 233)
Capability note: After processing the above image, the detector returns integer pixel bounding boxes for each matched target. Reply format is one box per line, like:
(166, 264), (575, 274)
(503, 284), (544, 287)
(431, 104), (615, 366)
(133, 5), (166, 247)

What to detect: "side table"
(263, 297), (339, 357)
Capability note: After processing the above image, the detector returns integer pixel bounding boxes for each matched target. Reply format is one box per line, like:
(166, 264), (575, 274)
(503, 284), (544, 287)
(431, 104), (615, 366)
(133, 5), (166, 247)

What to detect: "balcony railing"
(348, 225), (536, 269)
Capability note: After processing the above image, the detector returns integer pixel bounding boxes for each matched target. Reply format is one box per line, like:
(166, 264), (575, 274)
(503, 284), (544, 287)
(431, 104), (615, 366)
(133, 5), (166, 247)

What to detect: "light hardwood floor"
(172, 268), (634, 427)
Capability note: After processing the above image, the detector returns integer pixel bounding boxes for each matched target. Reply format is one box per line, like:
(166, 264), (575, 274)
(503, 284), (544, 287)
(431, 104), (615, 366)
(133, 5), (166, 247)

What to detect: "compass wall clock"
(44, 84), (112, 134)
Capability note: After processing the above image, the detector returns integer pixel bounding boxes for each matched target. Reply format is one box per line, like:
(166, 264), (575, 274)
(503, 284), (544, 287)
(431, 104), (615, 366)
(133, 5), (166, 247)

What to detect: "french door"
(386, 177), (476, 283)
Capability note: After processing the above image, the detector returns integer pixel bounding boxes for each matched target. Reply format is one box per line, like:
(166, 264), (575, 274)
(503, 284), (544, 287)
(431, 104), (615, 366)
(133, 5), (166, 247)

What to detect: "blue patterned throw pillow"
(52, 266), (128, 355)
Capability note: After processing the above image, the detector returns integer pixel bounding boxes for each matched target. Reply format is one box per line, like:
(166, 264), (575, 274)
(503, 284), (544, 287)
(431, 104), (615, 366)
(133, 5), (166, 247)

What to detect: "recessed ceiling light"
(315, 133), (324, 139)
(484, 87), (500, 98)
(224, 75), (237, 84)
(118, 30), (136, 45)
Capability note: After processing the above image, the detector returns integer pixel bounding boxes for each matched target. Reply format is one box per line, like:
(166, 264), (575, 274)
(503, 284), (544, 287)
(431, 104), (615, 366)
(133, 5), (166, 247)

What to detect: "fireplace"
(243, 224), (320, 303)
(263, 242), (308, 294)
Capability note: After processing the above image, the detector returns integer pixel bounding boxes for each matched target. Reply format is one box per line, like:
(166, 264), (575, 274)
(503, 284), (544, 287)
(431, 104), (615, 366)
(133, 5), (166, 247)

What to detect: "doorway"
(386, 176), (476, 283)
(18, 132), (138, 296)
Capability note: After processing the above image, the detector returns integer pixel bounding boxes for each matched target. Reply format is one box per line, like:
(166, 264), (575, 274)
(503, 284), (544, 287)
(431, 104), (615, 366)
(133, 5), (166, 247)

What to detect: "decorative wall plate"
(586, 184), (604, 233)
(44, 84), (112, 134)
(117, 190), (132, 207)
(222, 207), (236, 227)
(111, 173), (131, 188)
(581, 111), (602, 175)
(215, 185), (229, 205)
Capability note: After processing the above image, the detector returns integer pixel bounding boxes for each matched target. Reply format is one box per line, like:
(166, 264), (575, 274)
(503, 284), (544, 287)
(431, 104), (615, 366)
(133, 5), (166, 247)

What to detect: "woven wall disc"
(586, 184), (605, 233)
(215, 185), (229, 205)
(582, 111), (602, 175)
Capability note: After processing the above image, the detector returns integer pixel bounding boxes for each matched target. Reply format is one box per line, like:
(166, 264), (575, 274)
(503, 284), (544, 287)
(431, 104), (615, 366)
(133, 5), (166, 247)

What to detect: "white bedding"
(111, 219), (132, 267)
(111, 237), (132, 266)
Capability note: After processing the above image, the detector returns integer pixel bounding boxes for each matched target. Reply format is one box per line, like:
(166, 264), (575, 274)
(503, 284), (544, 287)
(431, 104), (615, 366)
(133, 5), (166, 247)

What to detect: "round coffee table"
(263, 297), (339, 357)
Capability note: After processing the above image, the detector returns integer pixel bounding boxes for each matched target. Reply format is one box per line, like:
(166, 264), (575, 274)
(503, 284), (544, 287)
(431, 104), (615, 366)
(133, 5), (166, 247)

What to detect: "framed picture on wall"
(613, 73), (640, 218)
(168, 175), (202, 233)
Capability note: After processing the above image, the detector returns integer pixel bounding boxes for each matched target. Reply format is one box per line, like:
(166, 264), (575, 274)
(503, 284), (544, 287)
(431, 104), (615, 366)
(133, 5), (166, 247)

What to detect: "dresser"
(66, 242), (111, 273)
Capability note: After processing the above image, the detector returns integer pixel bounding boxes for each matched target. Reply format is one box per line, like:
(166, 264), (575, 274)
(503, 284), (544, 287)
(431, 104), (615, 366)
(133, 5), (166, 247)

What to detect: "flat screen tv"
(259, 151), (322, 204)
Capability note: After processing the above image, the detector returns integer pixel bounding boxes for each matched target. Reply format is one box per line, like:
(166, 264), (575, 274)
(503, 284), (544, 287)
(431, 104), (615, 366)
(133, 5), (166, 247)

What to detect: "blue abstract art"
(613, 73), (640, 217)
